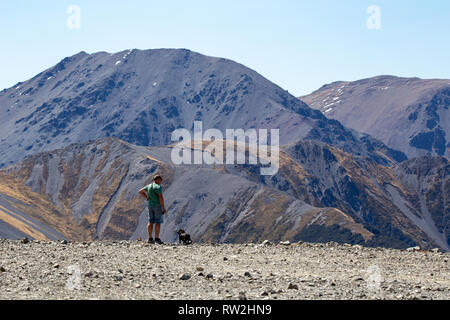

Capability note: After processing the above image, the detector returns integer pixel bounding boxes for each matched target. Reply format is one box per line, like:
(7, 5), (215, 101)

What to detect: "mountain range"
(0, 137), (447, 250)
(301, 75), (450, 158)
(0, 49), (404, 168)
(0, 49), (448, 251)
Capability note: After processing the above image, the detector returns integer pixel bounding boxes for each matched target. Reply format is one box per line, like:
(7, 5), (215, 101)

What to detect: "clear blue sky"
(1, 0), (449, 96)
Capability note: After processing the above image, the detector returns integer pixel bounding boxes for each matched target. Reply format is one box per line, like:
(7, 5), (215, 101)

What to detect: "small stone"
(238, 292), (247, 300)
(197, 272), (204, 277)
(223, 257), (228, 261)
(280, 241), (291, 246)
(53, 263), (60, 269)
(135, 284), (141, 288)
(21, 237), (29, 244)
(288, 283), (298, 290)
(431, 248), (440, 253)
(261, 291), (269, 296)
(84, 272), (94, 278)
(406, 246), (421, 252)
(261, 240), (271, 246)
(180, 274), (191, 281)
(0, 266), (5, 272)
(196, 266), (204, 271)
(60, 240), (68, 245)
(244, 271), (252, 278)
(206, 273), (214, 279)
(330, 282), (336, 287)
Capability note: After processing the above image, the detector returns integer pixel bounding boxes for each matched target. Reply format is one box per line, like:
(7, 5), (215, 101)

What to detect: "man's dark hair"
(153, 175), (162, 181)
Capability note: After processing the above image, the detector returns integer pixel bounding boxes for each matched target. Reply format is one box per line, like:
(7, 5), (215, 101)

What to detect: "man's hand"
(158, 194), (167, 214)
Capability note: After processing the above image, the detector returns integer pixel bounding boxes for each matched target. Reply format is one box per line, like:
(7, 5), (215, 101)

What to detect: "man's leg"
(155, 223), (161, 239)
(147, 223), (154, 239)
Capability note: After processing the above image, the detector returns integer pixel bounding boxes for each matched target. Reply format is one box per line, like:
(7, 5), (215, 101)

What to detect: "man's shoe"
(148, 238), (155, 244)
(155, 238), (164, 245)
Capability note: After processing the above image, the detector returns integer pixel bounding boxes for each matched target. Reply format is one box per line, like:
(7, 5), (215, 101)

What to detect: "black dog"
(177, 229), (192, 245)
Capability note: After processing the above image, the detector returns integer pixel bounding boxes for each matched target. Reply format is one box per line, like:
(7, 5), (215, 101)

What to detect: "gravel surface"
(0, 239), (449, 300)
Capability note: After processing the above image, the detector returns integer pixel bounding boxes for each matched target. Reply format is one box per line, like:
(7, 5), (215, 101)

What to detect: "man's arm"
(158, 194), (167, 214)
(138, 188), (149, 201)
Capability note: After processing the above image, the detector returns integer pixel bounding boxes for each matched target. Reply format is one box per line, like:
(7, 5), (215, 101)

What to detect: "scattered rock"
(288, 283), (298, 290)
(238, 292), (247, 300)
(60, 240), (68, 245)
(431, 248), (440, 253)
(406, 246), (421, 252)
(223, 257), (228, 261)
(280, 241), (291, 246)
(21, 237), (29, 244)
(261, 240), (271, 246)
(0, 241), (448, 300)
(179, 274), (191, 281)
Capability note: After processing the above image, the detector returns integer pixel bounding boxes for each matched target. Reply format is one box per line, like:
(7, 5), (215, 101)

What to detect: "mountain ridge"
(0, 49), (405, 168)
(301, 75), (450, 158)
(0, 137), (447, 250)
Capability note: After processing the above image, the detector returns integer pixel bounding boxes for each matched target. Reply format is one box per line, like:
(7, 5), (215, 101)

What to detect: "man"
(138, 175), (167, 244)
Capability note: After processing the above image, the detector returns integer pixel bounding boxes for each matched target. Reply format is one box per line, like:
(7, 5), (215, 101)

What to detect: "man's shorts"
(148, 205), (164, 224)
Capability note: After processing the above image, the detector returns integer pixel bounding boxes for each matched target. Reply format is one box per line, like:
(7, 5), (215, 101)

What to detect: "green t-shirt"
(144, 183), (162, 207)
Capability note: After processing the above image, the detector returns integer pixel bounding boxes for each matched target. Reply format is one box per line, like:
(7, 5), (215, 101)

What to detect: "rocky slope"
(0, 49), (404, 168)
(0, 240), (448, 300)
(0, 138), (447, 250)
(301, 75), (450, 158)
(0, 138), (368, 244)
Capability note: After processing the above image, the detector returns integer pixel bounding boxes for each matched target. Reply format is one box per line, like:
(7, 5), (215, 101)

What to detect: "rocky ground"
(0, 239), (449, 300)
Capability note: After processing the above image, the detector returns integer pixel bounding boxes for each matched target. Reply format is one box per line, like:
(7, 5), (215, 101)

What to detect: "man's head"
(153, 174), (163, 184)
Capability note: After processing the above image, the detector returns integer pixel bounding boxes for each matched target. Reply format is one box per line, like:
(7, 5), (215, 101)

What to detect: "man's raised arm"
(138, 188), (149, 200)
